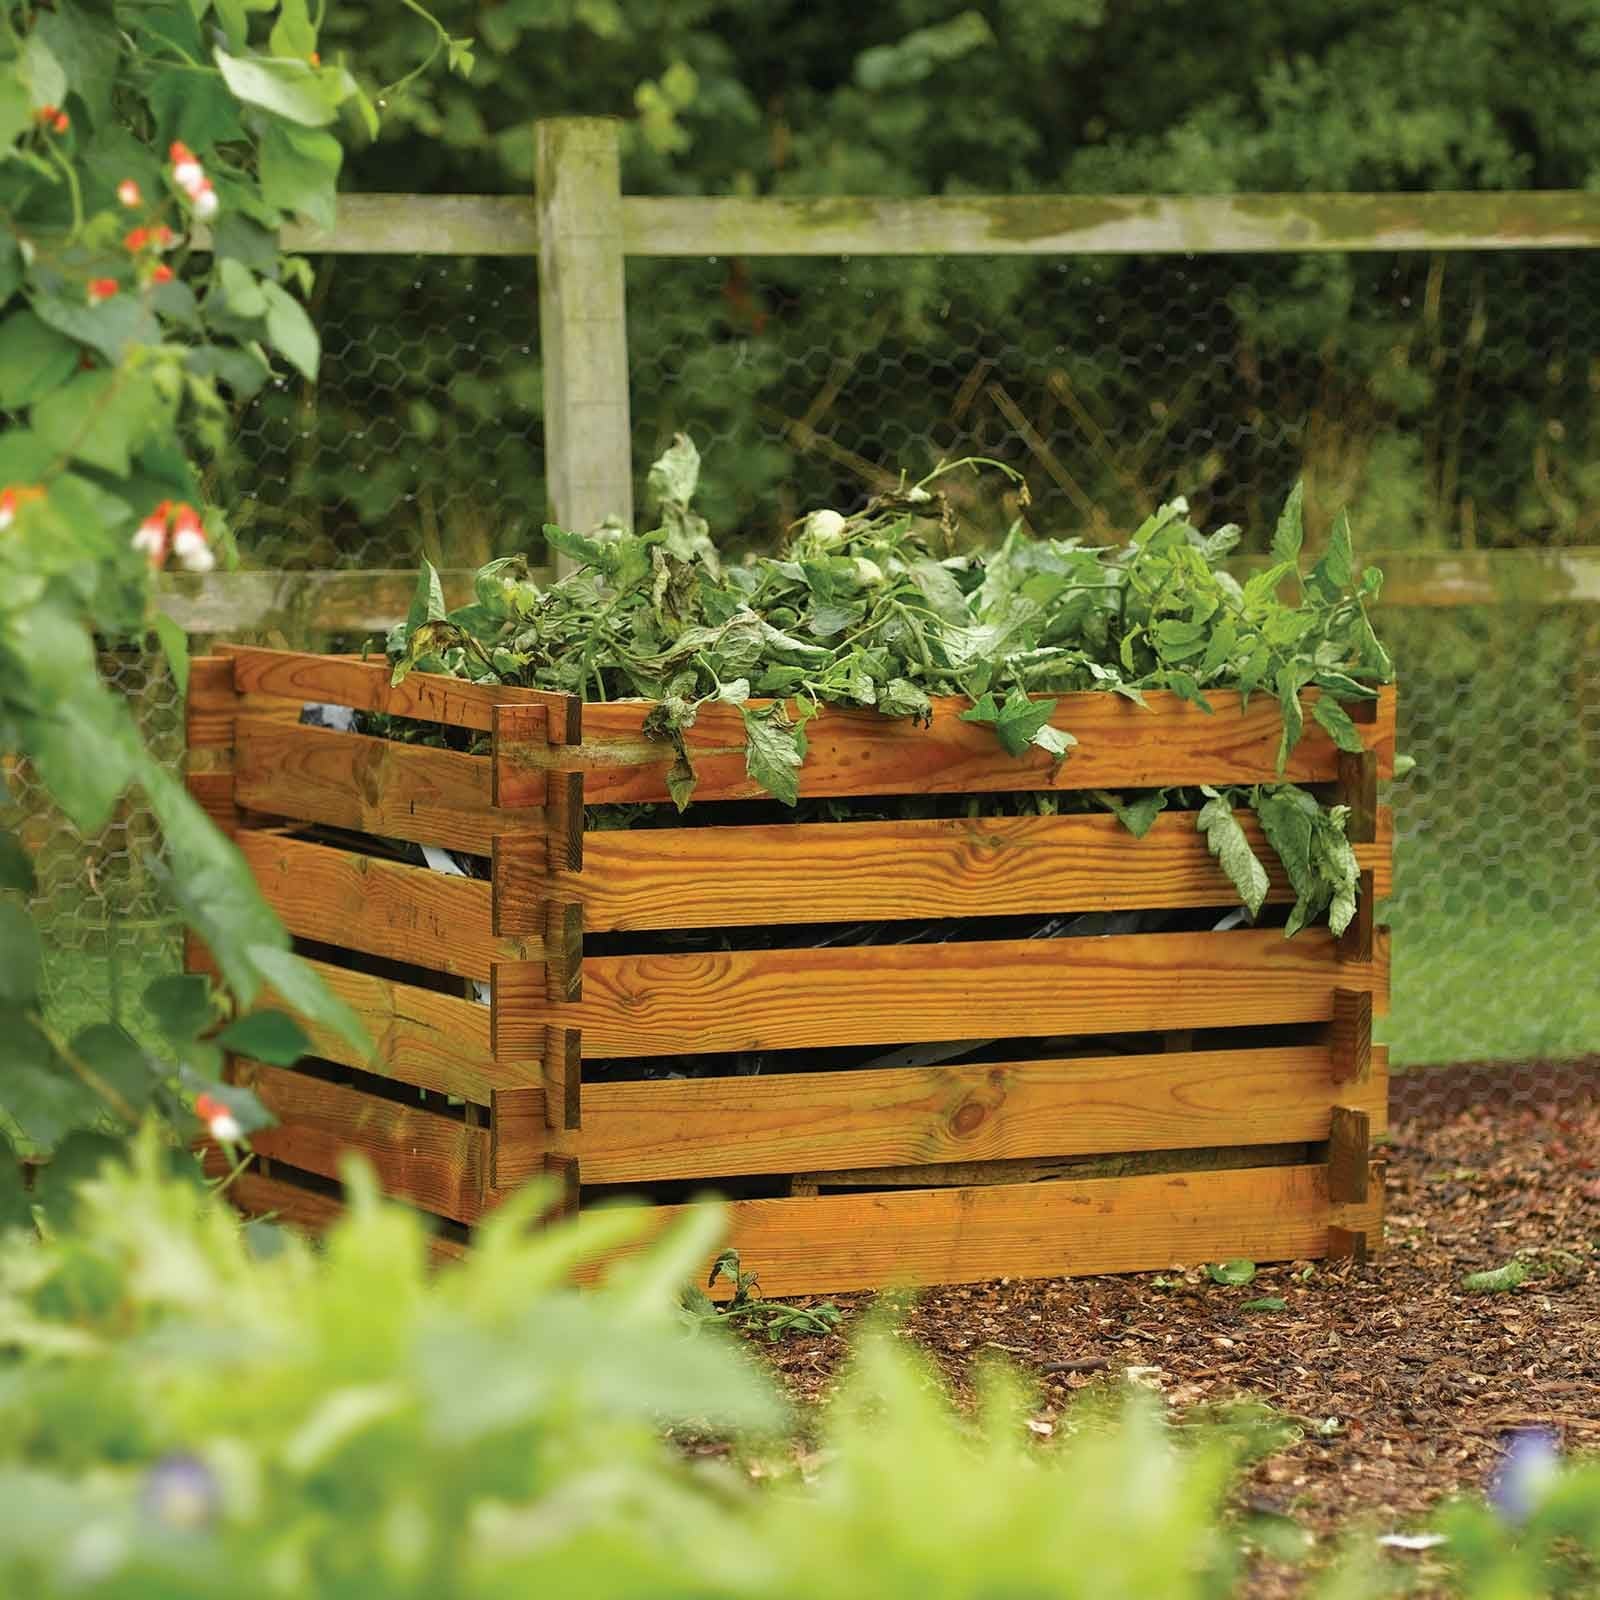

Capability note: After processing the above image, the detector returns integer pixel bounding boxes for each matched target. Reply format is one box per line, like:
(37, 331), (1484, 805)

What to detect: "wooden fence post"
(536, 118), (633, 574)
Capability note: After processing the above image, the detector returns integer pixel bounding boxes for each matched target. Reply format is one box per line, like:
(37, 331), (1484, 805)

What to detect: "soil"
(749, 1081), (1600, 1586)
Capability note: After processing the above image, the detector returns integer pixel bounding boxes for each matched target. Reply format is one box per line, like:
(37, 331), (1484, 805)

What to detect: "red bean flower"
(131, 502), (170, 566)
(194, 1091), (242, 1143)
(0, 484), (45, 530)
(87, 277), (119, 305)
(169, 140), (220, 221)
(117, 178), (142, 208)
(150, 263), (174, 286)
(170, 503), (214, 573)
(124, 226), (150, 253)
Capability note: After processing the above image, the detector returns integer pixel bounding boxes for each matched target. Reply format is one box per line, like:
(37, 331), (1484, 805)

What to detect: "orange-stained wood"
(230, 1059), (490, 1223)
(234, 716), (522, 855)
(491, 1043), (1391, 1188)
(508, 685), (1397, 805)
(220, 644), (580, 740)
(186, 656), (240, 835)
(185, 945), (538, 1104)
(201, 1149), (471, 1263)
(582, 1160), (1387, 1296)
(237, 831), (546, 983)
(556, 807), (1394, 932)
(493, 924), (1382, 1059)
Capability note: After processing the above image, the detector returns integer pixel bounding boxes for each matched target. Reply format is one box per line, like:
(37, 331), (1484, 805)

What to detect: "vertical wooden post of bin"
(536, 117), (633, 578)
(1328, 743), (1378, 1255)
(490, 695), (585, 1221)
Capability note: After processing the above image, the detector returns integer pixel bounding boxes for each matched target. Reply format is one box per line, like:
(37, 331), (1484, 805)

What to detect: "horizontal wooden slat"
(231, 1060), (490, 1223)
(562, 807), (1393, 932)
(523, 686), (1396, 805)
(235, 717), (520, 855)
(236, 831), (543, 983)
(221, 645), (578, 741)
(272, 190), (1600, 262)
(202, 1150), (471, 1264)
(495, 1043), (1390, 1188)
(497, 925), (1374, 1059)
(589, 1161), (1385, 1296)
(620, 191), (1600, 259)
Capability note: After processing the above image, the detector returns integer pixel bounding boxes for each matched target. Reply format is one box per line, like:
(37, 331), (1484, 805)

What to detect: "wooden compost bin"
(189, 644), (1394, 1293)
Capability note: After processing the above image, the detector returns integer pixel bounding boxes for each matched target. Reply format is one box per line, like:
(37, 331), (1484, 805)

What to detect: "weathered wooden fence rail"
(185, 119), (1600, 639)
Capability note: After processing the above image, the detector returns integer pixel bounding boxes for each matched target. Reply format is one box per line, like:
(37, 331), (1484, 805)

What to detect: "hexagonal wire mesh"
(23, 238), (1600, 1109)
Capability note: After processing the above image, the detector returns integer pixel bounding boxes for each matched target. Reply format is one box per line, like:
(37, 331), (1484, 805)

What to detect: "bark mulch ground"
(751, 1082), (1600, 1570)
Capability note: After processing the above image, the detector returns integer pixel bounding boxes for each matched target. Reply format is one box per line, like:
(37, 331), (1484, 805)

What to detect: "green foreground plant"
(1, 1140), (1595, 1600)
(0, 2), (464, 1159)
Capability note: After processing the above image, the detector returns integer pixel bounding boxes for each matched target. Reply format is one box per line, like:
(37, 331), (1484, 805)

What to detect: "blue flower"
(140, 1452), (220, 1532)
(1488, 1427), (1560, 1525)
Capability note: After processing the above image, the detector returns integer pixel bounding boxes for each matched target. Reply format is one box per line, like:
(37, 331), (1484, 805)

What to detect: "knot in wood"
(949, 1098), (988, 1138)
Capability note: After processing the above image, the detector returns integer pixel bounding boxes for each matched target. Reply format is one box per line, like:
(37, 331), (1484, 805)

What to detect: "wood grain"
(1340, 869), (1377, 964)
(1328, 1106), (1371, 1204)
(525, 686), (1396, 804)
(586, 1161), (1387, 1296)
(560, 807), (1394, 932)
(186, 656), (240, 834)
(231, 1059), (490, 1223)
(221, 645), (578, 738)
(236, 831), (542, 982)
(1329, 988), (1373, 1085)
(493, 1044), (1390, 1187)
(203, 1153), (471, 1264)
(497, 925), (1379, 1059)
(1336, 749), (1379, 844)
(234, 716), (519, 855)
(187, 945), (535, 1103)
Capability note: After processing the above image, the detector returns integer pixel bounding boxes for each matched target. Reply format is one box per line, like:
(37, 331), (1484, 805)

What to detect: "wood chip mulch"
(751, 1090), (1600, 1563)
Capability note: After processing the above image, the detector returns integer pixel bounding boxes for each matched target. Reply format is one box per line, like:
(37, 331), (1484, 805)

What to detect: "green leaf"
(214, 47), (344, 126)
(216, 1009), (311, 1066)
(961, 688), (1072, 760)
(1274, 665), (1306, 775)
(0, 830), (35, 894)
(740, 702), (807, 807)
(71, 1024), (157, 1114)
(267, 0), (318, 59)
(1311, 697), (1366, 754)
(33, 293), (161, 364)
(1206, 1259), (1257, 1286)
(244, 946), (369, 1058)
(1271, 480), (1304, 566)
(259, 121), (341, 230)
(405, 558), (447, 635)
(218, 256), (268, 319)
(144, 974), (215, 1044)
(877, 677), (933, 722)
(647, 432), (700, 506)
(0, 312), (82, 410)
(1093, 789), (1166, 839)
(1240, 1296), (1288, 1313)
(31, 371), (153, 477)
(20, 33), (67, 110)
(259, 279), (320, 379)
(0, 901), (42, 1004)
(1461, 1261), (1529, 1294)
(152, 612), (191, 699)
(1196, 795), (1269, 917)
(1309, 511), (1355, 597)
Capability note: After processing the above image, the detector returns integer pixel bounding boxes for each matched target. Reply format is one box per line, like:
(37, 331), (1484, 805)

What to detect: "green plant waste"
(376, 436), (1393, 943)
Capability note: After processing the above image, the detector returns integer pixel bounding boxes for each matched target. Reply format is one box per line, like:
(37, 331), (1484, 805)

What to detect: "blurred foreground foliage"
(0, 1137), (1596, 1598)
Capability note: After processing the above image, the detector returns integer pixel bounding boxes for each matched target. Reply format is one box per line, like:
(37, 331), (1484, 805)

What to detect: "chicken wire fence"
(16, 243), (1600, 1105)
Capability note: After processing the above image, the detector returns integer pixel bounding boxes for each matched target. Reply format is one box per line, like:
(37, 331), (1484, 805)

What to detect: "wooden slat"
(620, 191), (1600, 259)
(1340, 869), (1377, 964)
(589, 1161), (1387, 1296)
(222, 645), (578, 739)
(1373, 925), (1391, 1017)
(204, 1155), (471, 1264)
(186, 656), (240, 835)
(186, 944), (536, 1103)
(561, 807), (1393, 932)
(235, 717), (519, 855)
(236, 831), (546, 983)
(493, 925), (1381, 1059)
(528, 686), (1396, 805)
(1329, 988), (1373, 1085)
(275, 190), (1600, 262)
(493, 1043), (1390, 1188)
(231, 1059), (490, 1223)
